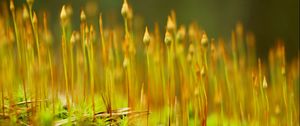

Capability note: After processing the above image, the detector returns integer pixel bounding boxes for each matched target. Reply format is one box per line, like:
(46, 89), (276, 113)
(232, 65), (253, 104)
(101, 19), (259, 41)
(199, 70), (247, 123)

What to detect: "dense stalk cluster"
(0, 0), (299, 125)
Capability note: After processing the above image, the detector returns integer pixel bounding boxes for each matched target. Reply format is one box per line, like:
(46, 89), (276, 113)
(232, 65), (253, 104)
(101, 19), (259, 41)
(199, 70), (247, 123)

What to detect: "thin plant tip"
(80, 10), (86, 22)
(70, 32), (76, 44)
(33, 12), (38, 25)
(188, 44), (195, 55)
(176, 26), (186, 41)
(60, 5), (67, 22)
(123, 56), (130, 68)
(121, 0), (132, 19)
(201, 66), (205, 77)
(166, 16), (175, 32)
(23, 6), (29, 20)
(26, 0), (34, 7)
(143, 26), (151, 46)
(9, 0), (15, 12)
(201, 32), (208, 47)
(164, 31), (173, 46)
(263, 76), (268, 89)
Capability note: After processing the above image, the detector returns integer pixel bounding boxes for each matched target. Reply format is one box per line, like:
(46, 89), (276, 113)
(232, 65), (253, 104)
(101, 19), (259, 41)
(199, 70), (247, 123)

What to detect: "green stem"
(88, 41), (95, 120)
(146, 47), (150, 126)
(81, 25), (87, 101)
(28, 6), (41, 65)
(48, 49), (55, 114)
(11, 12), (21, 64)
(124, 19), (129, 36)
(1, 80), (4, 117)
(70, 44), (74, 103)
(62, 26), (70, 113)
(167, 46), (172, 125)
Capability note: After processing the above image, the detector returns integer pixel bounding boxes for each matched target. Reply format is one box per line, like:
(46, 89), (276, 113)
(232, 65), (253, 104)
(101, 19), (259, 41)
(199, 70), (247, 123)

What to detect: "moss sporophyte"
(0, 0), (298, 125)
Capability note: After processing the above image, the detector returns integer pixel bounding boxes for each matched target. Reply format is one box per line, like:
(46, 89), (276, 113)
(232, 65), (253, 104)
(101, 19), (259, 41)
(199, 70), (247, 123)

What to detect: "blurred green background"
(2, 0), (299, 60)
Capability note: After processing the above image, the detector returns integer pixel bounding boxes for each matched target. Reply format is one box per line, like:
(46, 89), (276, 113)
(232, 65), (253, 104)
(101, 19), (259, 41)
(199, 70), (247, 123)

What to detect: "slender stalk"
(48, 49), (55, 114)
(27, 4), (42, 112)
(10, 3), (21, 64)
(11, 1), (29, 116)
(146, 47), (150, 126)
(200, 73), (208, 125)
(87, 37), (95, 120)
(80, 20), (87, 101)
(25, 43), (32, 115)
(21, 74), (29, 115)
(99, 13), (106, 62)
(62, 26), (70, 113)
(1, 80), (4, 117)
(108, 67), (113, 125)
(70, 43), (74, 103)
(167, 46), (172, 126)
(124, 16), (132, 109)
(27, 6), (41, 65)
(0, 49), (4, 116)
(127, 58), (132, 107)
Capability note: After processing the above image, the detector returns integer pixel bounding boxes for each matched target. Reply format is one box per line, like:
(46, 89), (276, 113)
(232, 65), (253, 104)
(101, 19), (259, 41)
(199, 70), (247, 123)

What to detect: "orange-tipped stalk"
(10, 0), (21, 63)
(43, 11), (55, 114)
(143, 26), (151, 125)
(1, 76), (4, 117)
(88, 25), (96, 121)
(60, 5), (70, 113)
(122, 1), (134, 35)
(27, 0), (41, 66)
(201, 32), (209, 72)
(80, 10), (88, 101)
(122, 0), (135, 110)
(70, 32), (76, 104)
(123, 54), (131, 107)
(99, 13), (107, 64)
(10, 0), (29, 116)
(121, 0), (132, 36)
(48, 49), (55, 114)
(165, 30), (174, 125)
